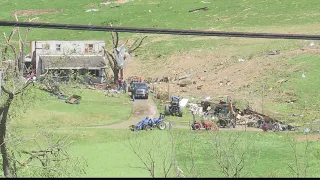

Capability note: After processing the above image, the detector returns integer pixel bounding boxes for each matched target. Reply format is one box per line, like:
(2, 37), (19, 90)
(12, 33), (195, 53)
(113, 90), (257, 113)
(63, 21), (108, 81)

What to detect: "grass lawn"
(255, 54), (320, 122)
(2, 86), (320, 178)
(12, 88), (132, 131)
(174, 130), (320, 178)
(48, 129), (320, 177)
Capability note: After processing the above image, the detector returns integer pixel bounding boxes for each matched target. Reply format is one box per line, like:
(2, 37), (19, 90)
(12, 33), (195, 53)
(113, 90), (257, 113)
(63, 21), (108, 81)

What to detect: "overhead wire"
(0, 20), (319, 40)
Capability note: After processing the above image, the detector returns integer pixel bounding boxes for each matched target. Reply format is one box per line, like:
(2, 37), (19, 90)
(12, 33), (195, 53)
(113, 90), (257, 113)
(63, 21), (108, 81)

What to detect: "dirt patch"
(296, 134), (320, 142)
(13, 9), (63, 17)
(114, 0), (131, 4)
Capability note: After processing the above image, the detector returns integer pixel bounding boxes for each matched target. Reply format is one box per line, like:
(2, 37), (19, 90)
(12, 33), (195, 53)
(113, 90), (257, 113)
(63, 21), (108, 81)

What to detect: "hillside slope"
(1, 0), (320, 122)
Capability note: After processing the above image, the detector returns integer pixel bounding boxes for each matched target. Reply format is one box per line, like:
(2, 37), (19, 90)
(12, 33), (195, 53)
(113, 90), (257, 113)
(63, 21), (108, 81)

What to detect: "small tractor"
(190, 111), (219, 131)
(191, 119), (219, 131)
(130, 114), (167, 131)
(164, 96), (183, 117)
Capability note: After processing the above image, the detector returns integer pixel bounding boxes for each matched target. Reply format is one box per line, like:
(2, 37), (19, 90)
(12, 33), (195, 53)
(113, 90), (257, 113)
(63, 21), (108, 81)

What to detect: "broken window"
(88, 44), (94, 52)
(42, 43), (50, 50)
(85, 44), (94, 53)
(72, 44), (78, 53)
(89, 70), (99, 77)
(56, 44), (61, 51)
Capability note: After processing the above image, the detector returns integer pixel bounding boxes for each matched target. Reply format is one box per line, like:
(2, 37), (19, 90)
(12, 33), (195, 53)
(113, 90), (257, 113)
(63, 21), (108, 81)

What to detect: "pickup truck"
(129, 82), (149, 99)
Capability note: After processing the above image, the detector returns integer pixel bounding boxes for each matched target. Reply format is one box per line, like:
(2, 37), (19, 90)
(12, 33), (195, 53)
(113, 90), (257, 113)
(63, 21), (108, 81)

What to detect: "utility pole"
(168, 79), (170, 101)
(261, 84), (265, 114)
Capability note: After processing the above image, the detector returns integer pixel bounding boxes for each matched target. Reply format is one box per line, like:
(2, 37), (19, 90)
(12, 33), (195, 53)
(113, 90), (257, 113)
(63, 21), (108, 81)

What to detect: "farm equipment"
(164, 96), (183, 117)
(130, 114), (167, 131)
(65, 95), (81, 104)
(213, 99), (237, 128)
(149, 113), (167, 130)
(191, 119), (219, 131)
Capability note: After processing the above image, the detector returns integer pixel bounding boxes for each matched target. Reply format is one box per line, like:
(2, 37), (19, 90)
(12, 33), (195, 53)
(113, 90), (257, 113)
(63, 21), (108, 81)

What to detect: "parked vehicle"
(130, 82), (149, 99)
(164, 96), (183, 117)
(128, 80), (138, 92)
(130, 117), (151, 131)
(130, 114), (167, 131)
(191, 119), (219, 131)
(148, 113), (167, 130)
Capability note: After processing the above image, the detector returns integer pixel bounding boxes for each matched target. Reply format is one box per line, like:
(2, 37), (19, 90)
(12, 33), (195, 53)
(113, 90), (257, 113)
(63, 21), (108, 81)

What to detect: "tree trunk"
(0, 95), (13, 177)
(18, 43), (25, 77)
(113, 68), (120, 84)
(120, 69), (124, 80)
(0, 102), (12, 177)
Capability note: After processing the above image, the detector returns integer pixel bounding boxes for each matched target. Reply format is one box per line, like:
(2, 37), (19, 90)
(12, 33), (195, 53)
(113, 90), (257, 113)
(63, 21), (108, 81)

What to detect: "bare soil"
(13, 9), (63, 17)
(124, 45), (320, 114)
(296, 134), (320, 142)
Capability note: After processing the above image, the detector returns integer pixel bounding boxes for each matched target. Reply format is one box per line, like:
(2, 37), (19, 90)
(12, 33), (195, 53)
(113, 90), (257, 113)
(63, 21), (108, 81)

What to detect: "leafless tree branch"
(128, 36), (147, 54)
(111, 32), (119, 48)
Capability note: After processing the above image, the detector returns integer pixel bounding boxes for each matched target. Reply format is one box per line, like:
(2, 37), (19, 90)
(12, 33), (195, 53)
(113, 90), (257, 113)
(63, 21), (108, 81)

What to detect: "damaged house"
(29, 40), (107, 84)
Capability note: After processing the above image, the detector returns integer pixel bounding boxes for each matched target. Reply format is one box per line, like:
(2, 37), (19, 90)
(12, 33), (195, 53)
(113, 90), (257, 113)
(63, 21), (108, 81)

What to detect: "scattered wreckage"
(188, 97), (298, 132)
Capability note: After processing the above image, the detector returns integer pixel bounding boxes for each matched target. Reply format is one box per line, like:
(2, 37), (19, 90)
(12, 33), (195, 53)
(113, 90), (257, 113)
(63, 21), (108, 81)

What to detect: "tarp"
(114, 45), (134, 69)
(179, 98), (189, 109)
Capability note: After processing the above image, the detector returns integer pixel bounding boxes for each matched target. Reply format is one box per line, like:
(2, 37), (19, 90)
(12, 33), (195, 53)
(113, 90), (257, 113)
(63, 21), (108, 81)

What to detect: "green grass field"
(36, 129), (320, 178)
(13, 88), (132, 130)
(1, 0), (320, 178)
(3, 84), (320, 178)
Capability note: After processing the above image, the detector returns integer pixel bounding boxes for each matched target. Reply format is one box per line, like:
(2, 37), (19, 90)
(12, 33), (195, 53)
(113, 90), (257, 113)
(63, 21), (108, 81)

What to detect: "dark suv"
(130, 82), (149, 99)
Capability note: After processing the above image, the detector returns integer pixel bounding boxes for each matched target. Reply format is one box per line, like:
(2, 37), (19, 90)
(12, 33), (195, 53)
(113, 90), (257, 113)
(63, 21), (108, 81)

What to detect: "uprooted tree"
(103, 32), (147, 83)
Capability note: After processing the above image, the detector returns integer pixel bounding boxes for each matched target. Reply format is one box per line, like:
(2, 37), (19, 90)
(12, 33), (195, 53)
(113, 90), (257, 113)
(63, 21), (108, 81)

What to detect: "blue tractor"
(130, 114), (167, 131)
(164, 96), (183, 117)
(148, 113), (167, 130)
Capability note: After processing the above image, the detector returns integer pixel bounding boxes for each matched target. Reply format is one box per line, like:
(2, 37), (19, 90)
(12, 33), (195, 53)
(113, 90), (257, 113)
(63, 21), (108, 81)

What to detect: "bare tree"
(0, 38), (34, 177)
(208, 131), (261, 178)
(0, 18), (38, 176)
(103, 32), (147, 83)
(0, 15), (86, 177)
(286, 133), (312, 178)
(7, 130), (88, 177)
(125, 131), (174, 178)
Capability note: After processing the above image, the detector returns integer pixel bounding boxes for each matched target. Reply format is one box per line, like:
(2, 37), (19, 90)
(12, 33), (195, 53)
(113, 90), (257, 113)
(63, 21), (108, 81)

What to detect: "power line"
(0, 20), (320, 40)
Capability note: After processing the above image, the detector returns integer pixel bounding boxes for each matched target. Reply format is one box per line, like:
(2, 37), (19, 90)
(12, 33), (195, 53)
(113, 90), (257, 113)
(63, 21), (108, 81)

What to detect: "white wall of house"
(30, 40), (106, 76)
(30, 40), (105, 55)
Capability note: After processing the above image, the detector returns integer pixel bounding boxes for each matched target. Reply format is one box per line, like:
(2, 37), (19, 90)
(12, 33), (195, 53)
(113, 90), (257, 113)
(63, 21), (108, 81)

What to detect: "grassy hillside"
(1, 0), (320, 177)
(1, 0), (318, 120)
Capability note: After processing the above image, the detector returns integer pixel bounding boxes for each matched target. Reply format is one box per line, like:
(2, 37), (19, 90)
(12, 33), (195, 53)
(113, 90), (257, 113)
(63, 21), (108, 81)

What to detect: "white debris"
(238, 58), (245, 62)
(310, 42), (315, 47)
(188, 103), (203, 116)
(114, 44), (134, 68)
(179, 98), (189, 108)
(204, 96), (211, 101)
(85, 9), (99, 12)
(100, 1), (111, 5)
(302, 73), (306, 78)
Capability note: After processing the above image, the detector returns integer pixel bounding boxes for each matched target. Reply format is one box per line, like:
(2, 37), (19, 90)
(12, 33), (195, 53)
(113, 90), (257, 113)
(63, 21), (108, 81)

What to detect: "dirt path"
(90, 98), (158, 129)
